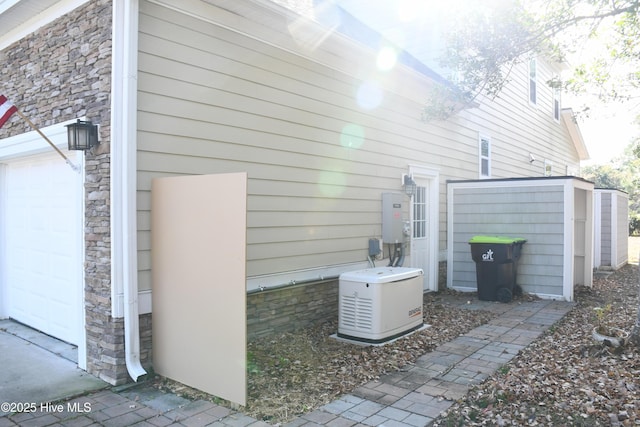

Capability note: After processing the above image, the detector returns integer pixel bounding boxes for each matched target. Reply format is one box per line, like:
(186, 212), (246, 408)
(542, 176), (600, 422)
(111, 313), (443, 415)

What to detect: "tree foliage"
(431, 0), (640, 349)
(426, 0), (640, 119)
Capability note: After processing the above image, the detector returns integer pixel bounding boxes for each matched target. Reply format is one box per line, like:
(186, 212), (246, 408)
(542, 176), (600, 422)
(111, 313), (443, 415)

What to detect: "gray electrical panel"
(382, 192), (404, 243)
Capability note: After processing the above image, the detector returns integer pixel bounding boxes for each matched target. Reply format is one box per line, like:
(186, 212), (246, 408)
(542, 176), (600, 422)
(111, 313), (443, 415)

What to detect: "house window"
(479, 135), (491, 178)
(529, 58), (537, 105)
(553, 82), (561, 121)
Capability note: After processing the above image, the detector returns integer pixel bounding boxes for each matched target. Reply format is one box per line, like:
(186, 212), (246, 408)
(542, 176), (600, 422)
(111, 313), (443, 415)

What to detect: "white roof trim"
(0, 0), (89, 50)
(561, 108), (590, 161)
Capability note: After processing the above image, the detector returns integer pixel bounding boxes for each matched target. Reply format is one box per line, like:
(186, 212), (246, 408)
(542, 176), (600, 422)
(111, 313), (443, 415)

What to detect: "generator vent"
(340, 294), (373, 330)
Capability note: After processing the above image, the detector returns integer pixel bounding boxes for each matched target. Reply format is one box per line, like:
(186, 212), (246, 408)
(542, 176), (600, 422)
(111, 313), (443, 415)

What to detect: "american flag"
(0, 95), (18, 128)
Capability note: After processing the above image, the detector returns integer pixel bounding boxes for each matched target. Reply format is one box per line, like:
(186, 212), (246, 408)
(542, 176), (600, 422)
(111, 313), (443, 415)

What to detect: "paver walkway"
(0, 297), (573, 427)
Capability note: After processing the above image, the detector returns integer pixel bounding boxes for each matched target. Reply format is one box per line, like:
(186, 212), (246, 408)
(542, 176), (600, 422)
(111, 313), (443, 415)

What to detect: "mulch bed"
(154, 262), (639, 426)
(153, 289), (498, 423)
(243, 291), (497, 423)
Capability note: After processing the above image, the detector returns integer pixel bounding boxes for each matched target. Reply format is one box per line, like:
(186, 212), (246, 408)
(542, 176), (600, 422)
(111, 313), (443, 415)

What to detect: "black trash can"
(469, 236), (526, 303)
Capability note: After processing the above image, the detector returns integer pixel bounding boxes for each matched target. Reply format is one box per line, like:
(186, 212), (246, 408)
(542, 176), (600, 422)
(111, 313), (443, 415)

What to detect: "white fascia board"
(562, 180), (574, 301)
(448, 177), (569, 191)
(0, 0), (20, 15)
(0, 0), (89, 50)
(0, 118), (78, 159)
(611, 193), (618, 268)
(561, 108), (590, 161)
(0, 163), (6, 318)
(446, 182), (455, 289)
(593, 191), (602, 267)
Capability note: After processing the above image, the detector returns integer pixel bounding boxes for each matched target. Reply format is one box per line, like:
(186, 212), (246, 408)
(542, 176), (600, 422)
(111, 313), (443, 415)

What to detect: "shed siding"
(600, 192), (612, 265)
(449, 184), (566, 297)
(616, 193), (629, 267)
(137, 0), (585, 291)
(595, 189), (629, 269)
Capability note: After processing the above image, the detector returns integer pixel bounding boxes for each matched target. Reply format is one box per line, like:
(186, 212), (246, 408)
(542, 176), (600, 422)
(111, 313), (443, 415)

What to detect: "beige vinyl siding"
(446, 55), (579, 180)
(137, 0), (586, 291)
(137, 0), (443, 288)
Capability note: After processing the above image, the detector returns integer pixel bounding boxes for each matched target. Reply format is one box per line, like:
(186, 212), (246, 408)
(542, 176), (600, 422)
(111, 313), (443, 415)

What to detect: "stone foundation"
(247, 279), (339, 341)
(85, 315), (127, 384)
(439, 261), (447, 290)
(140, 313), (153, 371)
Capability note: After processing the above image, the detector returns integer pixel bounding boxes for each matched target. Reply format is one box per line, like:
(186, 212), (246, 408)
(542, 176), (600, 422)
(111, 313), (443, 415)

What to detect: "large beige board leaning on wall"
(151, 173), (247, 406)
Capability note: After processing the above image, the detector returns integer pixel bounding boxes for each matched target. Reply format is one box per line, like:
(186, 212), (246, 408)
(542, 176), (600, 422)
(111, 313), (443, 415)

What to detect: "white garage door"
(3, 150), (83, 345)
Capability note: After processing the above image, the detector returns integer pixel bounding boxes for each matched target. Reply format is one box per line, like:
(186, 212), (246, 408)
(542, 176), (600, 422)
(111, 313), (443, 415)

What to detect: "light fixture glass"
(66, 119), (99, 151)
(403, 174), (417, 197)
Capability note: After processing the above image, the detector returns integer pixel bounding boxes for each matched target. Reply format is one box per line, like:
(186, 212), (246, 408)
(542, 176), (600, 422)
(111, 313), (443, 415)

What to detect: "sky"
(556, 7), (640, 166)
(568, 97), (639, 165)
(580, 114), (637, 165)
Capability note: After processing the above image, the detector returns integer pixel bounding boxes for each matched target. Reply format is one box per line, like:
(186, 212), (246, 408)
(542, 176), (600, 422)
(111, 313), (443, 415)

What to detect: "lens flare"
(356, 80), (383, 110)
(377, 47), (398, 71)
(340, 123), (365, 149)
(317, 170), (347, 197)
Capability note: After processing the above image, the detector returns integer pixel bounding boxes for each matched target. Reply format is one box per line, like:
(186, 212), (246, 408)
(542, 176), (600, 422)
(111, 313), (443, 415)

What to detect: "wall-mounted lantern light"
(402, 174), (417, 198)
(66, 119), (99, 151)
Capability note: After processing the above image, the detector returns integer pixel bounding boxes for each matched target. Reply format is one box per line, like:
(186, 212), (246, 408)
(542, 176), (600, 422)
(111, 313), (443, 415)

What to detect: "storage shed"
(594, 188), (629, 270)
(447, 177), (594, 301)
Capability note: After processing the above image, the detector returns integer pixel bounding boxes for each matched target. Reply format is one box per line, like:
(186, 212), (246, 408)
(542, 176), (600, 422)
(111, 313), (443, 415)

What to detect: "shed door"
(3, 151), (83, 345)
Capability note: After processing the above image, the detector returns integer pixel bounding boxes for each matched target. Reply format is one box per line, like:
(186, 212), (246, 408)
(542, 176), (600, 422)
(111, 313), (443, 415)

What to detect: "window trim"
(552, 77), (561, 121)
(479, 134), (491, 179)
(529, 58), (537, 106)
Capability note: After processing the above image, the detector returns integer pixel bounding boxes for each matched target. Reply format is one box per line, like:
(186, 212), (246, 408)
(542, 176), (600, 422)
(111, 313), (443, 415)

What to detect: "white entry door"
(3, 150), (83, 345)
(410, 168), (439, 291)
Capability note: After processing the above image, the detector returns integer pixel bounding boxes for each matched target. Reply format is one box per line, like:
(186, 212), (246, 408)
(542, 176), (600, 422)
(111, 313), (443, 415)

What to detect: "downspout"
(111, 0), (146, 381)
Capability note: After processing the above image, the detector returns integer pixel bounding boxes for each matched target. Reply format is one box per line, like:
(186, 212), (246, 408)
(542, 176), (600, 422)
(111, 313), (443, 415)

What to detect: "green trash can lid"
(469, 235), (527, 244)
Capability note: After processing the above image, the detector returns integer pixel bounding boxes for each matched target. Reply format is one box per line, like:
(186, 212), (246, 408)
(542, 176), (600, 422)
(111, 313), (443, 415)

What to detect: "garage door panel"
(4, 151), (82, 345)
(8, 287), (28, 315)
(49, 301), (73, 332)
(52, 256), (73, 279)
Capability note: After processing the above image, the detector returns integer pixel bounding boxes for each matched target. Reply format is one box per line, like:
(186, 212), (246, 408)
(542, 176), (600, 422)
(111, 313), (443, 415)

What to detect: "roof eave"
(561, 108), (590, 161)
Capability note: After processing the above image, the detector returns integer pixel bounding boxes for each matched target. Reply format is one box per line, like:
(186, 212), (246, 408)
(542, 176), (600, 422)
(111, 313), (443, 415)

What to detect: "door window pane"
(413, 186), (427, 239)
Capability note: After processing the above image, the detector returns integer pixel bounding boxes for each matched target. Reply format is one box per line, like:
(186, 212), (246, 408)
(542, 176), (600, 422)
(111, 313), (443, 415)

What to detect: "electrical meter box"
(382, 192), (404, 243)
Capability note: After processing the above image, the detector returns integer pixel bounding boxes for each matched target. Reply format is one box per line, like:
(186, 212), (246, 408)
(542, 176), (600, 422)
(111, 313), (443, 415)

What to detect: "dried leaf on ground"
(243, 292), (496, 422)
(153, 263), (639, 426)
(154, 291), (496, 424)
(434, 264), (640, 427)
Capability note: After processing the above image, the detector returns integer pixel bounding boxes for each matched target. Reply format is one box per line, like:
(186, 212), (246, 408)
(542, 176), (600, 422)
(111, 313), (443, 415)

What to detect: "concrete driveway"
(0, 319), (107, 416)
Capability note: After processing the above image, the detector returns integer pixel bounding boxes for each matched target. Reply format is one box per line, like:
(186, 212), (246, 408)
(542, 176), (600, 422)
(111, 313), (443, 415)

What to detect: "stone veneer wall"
(0, 0), (149, 385)
(247, 280), (339, 341)
(439, 261), (447, 290)
(139, 314), (153, 371)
